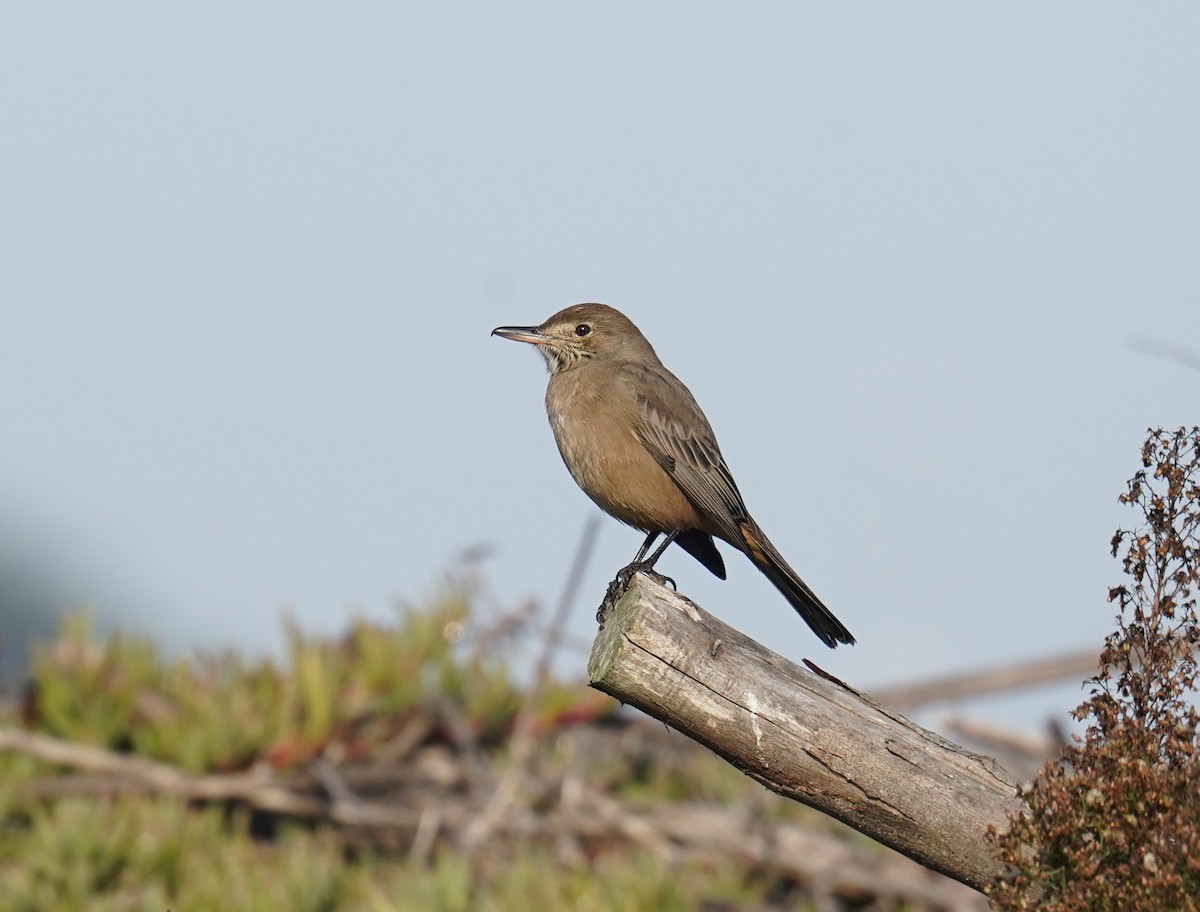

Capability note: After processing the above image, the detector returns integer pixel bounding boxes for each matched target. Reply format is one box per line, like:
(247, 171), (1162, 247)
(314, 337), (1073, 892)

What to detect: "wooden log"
(587, 573), (1023, 894)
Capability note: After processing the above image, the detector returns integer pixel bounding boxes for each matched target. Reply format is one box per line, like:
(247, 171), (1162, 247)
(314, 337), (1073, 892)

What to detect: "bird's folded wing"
(627, 363), (749, 539)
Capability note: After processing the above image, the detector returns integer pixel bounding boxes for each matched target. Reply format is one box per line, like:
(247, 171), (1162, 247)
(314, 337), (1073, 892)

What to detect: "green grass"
(0, 589), (825, 912)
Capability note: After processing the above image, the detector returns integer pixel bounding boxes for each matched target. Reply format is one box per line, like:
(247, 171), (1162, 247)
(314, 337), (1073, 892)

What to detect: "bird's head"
(492, 303), (658, 373)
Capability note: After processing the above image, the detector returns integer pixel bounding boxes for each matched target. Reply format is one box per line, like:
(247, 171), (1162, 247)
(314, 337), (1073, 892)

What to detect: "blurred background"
(2, 4), (1197, 731)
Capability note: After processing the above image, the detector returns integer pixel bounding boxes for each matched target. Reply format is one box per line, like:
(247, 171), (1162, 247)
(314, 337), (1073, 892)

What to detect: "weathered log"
(587, 573), (1023, 894)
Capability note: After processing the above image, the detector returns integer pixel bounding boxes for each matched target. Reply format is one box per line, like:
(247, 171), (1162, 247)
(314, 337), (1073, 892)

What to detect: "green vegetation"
(28, 588), (527, 771)
(0, 791), (734, 912)
(0, 582), (825, 911)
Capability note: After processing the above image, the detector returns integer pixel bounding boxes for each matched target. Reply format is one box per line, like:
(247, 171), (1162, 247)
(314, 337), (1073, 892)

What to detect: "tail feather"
(674, 529), (727, 579)
(738, 521), (855, 648)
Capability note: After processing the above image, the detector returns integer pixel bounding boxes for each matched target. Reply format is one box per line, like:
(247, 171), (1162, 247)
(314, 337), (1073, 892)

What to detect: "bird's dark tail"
(737, 520), (855, 648)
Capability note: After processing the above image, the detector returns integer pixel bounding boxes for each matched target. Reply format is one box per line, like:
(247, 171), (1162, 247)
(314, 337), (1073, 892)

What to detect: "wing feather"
(626, 362), (748, 541)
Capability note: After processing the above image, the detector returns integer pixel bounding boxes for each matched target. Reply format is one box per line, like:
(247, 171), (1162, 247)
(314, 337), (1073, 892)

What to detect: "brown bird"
(492, 303), (854, 648)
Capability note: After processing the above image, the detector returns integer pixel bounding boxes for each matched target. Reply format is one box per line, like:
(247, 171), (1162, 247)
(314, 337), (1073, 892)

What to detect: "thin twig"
(460, 515), (601, 850)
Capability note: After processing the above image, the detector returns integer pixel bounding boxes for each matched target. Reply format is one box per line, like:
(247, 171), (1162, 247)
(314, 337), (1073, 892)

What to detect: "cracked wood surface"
(587, 573), (1024, 894)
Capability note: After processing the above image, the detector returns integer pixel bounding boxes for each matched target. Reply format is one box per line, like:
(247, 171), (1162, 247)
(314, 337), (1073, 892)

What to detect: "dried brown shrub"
(989, 427), (1200, 912)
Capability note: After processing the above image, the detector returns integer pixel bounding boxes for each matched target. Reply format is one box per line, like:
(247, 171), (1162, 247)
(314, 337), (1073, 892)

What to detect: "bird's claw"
(596, 582), (621, 624)
(649, 570), (677, 590)
(596, 562), (676, 625)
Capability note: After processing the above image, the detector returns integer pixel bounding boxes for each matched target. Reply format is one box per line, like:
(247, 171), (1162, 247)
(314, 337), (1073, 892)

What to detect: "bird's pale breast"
(545, 366), (707, 533)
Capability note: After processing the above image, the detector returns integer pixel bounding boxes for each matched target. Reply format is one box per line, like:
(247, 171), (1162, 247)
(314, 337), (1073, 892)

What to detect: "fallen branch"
(587, 574), (1023, 894)
(0, 726), (418, 827)
(940, 715), (1065, 768)
(871, 649), (1102, 711)
(0, 722), (986, 909)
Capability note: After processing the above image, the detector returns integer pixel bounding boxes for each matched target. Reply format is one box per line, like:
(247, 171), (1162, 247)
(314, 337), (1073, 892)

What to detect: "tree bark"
(587, 573), (1023, 894)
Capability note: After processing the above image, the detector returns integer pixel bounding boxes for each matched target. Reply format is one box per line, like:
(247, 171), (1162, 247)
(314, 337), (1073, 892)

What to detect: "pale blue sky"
(2, 5), (1197, 728)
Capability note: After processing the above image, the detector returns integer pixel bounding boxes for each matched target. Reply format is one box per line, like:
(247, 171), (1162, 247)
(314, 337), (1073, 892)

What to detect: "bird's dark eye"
(575, 324), (592, 337)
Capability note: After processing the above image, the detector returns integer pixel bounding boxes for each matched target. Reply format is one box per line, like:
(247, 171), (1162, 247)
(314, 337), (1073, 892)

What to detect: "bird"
(491, 303), (854, 648)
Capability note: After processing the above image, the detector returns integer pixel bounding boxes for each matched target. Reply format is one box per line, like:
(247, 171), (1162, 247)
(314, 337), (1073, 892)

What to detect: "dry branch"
(587, 573), (1023, 894)
(941, 717), (1062, 776)
(0, 726), (416, 827)
(462, 515), (600, 849)
(871, 649), (1102, 711)
(0, 722), (987, 910)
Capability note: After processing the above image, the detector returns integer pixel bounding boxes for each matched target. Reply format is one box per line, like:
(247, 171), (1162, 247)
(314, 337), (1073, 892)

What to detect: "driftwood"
(588, 573), (1024, 894)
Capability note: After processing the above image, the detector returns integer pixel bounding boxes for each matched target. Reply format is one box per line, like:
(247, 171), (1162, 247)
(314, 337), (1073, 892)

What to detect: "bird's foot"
(596, 562), (677, 625)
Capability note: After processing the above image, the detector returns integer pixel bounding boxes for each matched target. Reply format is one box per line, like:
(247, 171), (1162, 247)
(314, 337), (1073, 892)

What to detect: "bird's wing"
(626, 362), (750, 540)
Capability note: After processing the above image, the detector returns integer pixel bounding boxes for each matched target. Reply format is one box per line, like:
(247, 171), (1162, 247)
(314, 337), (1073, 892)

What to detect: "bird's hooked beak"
(491, 325), (550, 345)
